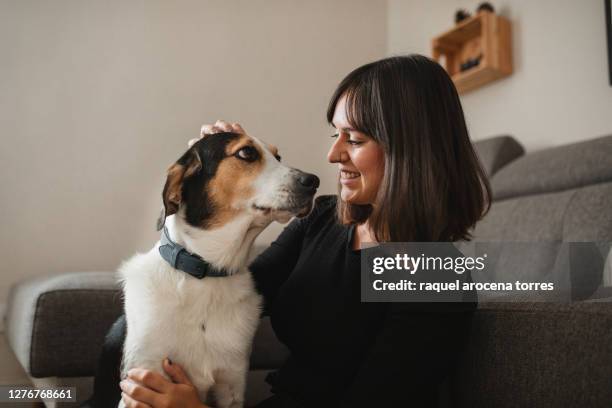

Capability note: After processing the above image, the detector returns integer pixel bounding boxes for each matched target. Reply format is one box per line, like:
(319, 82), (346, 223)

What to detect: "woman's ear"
(156, 149), (202, 231)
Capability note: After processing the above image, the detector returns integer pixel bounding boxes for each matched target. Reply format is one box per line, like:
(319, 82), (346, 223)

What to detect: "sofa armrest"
(4, 271), (123, 378)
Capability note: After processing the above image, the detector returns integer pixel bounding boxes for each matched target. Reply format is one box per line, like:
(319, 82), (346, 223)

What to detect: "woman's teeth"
(341, 170), (360, 179)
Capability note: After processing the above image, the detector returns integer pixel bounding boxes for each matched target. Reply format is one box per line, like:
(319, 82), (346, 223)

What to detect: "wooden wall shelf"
(432, 11), (512, 94)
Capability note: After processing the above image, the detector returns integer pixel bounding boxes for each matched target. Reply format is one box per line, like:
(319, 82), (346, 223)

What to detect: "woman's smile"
(340, 169), (361, 182)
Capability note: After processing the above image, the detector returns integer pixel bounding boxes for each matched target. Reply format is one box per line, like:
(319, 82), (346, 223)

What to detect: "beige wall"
(388, 0), (612, 151)
(0, 0), (386, 322)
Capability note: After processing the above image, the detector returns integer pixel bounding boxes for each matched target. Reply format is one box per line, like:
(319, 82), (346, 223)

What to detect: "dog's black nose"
(298, 173), (320, 189)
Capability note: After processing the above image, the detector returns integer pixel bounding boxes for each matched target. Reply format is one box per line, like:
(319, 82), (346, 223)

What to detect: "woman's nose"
(327, 138), (347, 163)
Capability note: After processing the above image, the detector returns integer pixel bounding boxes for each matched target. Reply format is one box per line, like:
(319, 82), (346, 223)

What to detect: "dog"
(88, 130), (318, 408)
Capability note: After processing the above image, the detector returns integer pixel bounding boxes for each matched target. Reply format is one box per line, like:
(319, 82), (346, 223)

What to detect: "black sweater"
(249, 195), (476, 408)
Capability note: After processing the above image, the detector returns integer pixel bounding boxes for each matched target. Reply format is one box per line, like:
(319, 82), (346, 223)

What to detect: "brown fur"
(204, 135), (266, 229)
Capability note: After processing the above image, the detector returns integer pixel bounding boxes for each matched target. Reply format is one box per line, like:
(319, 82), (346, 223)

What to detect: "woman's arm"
(249, 214), (309, 316)
(338, 302), (476, 407)
(250, 194), (335, 315)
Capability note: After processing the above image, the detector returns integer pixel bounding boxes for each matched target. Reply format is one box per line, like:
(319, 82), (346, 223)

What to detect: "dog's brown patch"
(204, 134), (266, 229)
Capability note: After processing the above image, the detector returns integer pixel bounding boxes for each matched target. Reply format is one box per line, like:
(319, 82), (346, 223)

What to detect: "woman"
(119, 54), (492, 408)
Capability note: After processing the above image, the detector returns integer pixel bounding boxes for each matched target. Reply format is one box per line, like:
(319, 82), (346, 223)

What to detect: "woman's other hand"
(188, 120), (245, 147)
(120, 358), (208, 408)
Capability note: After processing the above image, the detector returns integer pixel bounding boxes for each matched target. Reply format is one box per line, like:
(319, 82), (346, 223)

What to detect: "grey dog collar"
(158, 227), (230, 279)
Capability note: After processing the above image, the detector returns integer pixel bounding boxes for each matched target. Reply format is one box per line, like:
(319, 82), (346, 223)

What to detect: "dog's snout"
(298, 173), (320, 189)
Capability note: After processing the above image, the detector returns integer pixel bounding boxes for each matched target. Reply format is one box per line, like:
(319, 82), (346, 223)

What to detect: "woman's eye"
(235, 146), (259, 162)
(330, 131), (363, 145)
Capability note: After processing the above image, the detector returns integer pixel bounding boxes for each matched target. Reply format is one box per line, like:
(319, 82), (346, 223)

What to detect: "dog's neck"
(161, 213), (269, 274)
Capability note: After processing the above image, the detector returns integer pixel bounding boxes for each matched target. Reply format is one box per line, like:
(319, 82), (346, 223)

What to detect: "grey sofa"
(4, 134), (612, 407)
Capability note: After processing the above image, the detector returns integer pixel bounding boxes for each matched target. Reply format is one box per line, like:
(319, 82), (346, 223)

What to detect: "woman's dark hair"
(326, 54), (492, 242)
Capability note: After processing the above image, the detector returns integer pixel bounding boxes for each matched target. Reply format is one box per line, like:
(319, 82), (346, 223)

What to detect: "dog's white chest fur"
(118, 243), (261, 408)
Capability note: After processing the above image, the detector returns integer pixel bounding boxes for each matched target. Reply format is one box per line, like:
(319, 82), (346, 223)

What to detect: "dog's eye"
(235, 146), (259, 162)
(274, 154), (281, 162)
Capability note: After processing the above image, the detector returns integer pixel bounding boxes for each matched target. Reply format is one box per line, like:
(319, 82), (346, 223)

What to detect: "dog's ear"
(157, 149), (202, 231)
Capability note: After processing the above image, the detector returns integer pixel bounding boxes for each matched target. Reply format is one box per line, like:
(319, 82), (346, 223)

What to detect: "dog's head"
(157, 132), (319, 231)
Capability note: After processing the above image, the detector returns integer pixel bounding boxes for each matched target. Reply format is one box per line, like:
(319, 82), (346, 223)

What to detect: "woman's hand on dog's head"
(120, 358), (208, 408)
(188, 120), (246, 147)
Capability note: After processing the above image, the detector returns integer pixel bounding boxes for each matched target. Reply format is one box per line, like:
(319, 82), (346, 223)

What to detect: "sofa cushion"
(472, 134), (612, 298)
(452, 302), (612, 408)
(491, 134), (612, 201)
(471, 182), (612, 299)
(472, 135), (525, 178)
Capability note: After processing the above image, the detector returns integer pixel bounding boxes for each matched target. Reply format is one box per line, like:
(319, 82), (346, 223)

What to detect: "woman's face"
(327, 95), (385, 205)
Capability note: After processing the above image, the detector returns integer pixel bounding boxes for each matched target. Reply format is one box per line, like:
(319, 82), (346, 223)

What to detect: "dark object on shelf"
(455, 9), (471, 24)
(460, 54), (483, 72)
(477, 2), (495, 13)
